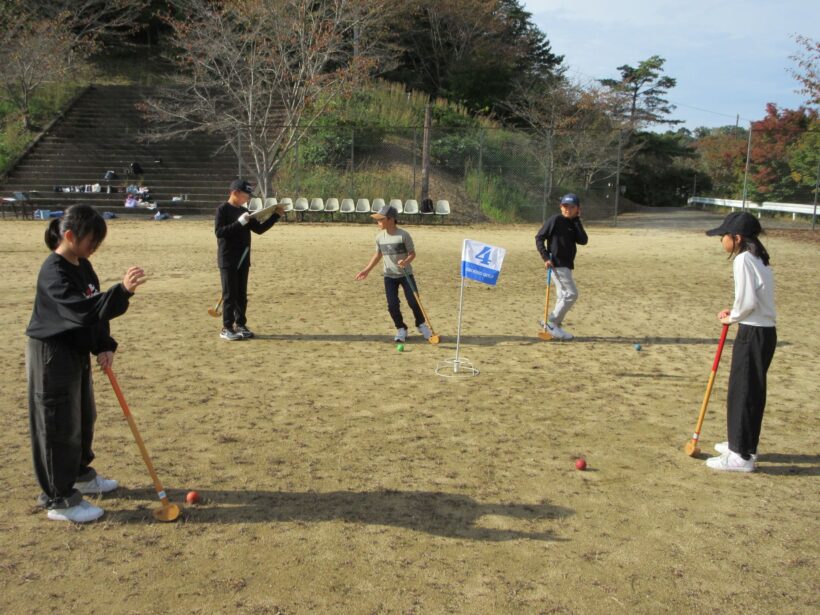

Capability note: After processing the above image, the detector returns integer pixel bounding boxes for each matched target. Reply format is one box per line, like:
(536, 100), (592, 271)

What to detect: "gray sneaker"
(235, 325), (254, 339)
(75, 474), (119, 494)
(394, 328), (407, 342)
(418, 323), (433, 340)
(47, 499), (104, 523)
(220, 328), (243, 341)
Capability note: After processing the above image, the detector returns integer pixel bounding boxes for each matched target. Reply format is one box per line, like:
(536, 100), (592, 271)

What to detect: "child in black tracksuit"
(704, 212), (777, 473)
(214, 178), (283, 340)
(26, 205), (146, 523)
(534, 193), (588, 340)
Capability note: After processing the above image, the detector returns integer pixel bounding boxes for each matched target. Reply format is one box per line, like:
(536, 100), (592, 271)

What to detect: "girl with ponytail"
(26, 205), (146, 523)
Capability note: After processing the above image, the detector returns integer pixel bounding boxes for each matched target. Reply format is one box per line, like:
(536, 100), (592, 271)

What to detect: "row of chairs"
(248, 197), (451, 216)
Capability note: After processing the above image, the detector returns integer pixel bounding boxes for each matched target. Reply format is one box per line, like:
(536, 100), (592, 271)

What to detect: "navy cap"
(560, 193), (580, 206)
(230, 178), (254, 195)
(705, 212), (762, 237)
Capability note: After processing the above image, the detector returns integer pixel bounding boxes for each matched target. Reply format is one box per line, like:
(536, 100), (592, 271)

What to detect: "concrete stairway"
(0, 85), (240, 217)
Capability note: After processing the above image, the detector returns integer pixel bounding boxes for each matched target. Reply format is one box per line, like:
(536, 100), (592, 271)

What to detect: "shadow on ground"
(106, 488), (572, 540)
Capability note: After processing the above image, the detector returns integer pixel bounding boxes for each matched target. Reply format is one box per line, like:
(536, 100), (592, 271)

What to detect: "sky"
(522, 0), (819, 131)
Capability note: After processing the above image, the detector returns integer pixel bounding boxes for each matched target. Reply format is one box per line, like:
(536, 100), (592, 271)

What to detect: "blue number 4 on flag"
(461, 239), (506, 286)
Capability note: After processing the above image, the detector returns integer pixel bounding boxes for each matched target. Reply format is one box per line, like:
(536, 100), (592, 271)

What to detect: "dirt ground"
(0, 212), (817, 614)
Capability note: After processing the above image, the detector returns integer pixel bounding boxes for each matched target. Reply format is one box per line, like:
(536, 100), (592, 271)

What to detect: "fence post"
(421, 102), (431, 204)
(542, 131), (552, 223)
(477, 128), (484, 211)
(413, 127), (417, 200)
(295, 138), (300, 196)
(351, 126), (356, 197)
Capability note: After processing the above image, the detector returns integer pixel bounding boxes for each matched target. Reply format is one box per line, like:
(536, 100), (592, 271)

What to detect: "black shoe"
(235, 325), (254, 339)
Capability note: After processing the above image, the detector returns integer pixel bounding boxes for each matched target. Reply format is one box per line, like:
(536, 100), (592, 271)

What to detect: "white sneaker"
(715, 441), (758, 462)
(394, 328), (407, 342)
(75, 474), (119, 494)
(47, 499), (104, 523)
(705, 451), (755, 473)
(544, 321), (572, 340)
(418, 323), (433, 340)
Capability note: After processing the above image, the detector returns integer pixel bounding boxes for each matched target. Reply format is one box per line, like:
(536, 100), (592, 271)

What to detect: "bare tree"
(141, 0), (396, 197)
(0, 0), (148, 130)
(504, 78), (633, 200)
(789, 34), (820, 106)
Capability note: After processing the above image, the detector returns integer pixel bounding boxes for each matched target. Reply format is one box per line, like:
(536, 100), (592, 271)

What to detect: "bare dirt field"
(1, 211), (818, 614)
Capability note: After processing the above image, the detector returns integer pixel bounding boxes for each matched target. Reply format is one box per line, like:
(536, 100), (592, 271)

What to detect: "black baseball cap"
(560, 193), (580, 206)
(705, 211), (762, 237)
(230, 178), (254, 195)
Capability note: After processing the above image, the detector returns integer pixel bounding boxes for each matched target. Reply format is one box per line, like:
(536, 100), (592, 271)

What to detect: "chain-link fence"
(241, 125), (626, 223)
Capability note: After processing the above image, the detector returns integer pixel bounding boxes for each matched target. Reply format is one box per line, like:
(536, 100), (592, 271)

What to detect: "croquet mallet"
(104, 367), (182, 522)
(684, 324), (730, 457)
(538, 266), (553, 341)
(402, 268), (441, 344)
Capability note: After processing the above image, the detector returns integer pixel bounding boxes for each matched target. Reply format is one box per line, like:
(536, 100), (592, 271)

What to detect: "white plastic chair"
(309, 197), (324, 212)
(355, 198), (371, 213)
(324, 198), (340, 213)
(248, 197), (263, 212)
(264, 197), (278, 208)
(340, 198), (355, 214)
(389, 198), (403, 214)
(403, 199), (419, 215)
(278, 197), (293, 212)
(293, 197), (309, 221)
(435, 199), (451, 215)
(371, 198), (385, 213)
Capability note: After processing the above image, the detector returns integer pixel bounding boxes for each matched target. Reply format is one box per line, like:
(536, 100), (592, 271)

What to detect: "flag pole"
(453, 275), (466, 373)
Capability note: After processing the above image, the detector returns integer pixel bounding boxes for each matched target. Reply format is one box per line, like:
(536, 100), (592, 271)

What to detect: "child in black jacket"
(214, 179), (283, 340)
(534, 193), (588, 340)
(26, 205), (146, 523)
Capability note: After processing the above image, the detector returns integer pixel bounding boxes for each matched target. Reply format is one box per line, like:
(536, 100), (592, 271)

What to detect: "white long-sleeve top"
(728, 251), (776, 327)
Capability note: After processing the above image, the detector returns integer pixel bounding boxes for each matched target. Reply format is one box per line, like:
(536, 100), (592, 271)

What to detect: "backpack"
(129, 162), (143, 175)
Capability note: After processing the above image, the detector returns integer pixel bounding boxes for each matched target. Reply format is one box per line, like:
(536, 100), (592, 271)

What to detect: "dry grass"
(0, 215), (817, 614)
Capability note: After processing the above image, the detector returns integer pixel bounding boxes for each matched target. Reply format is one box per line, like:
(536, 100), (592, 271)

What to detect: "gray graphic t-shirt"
(376, 228), (415, 278)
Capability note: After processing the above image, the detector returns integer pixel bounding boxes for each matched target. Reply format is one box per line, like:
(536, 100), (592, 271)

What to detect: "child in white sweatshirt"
(704, 212), (776, 473)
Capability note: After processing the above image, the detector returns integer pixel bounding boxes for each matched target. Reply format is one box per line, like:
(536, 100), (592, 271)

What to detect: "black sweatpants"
(726, 324), (777, 459)
(384, 275), (425, 330)
(220, 264), (250, 329)
(27, 337), (98, 509)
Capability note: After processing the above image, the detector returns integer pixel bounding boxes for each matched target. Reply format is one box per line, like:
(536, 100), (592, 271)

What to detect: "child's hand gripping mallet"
(685, 324), (730, 456)
(208, 246), (249, 317)
(104, 367), (182, 522)
(537, 266), (553, 340)
(402, 268), (441, 344)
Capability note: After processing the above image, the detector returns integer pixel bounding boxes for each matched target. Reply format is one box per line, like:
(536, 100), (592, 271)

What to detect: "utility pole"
(740, 123), (753, 209)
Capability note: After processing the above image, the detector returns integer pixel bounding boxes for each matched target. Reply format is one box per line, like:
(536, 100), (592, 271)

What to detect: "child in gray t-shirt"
(355, 205), (433, 343)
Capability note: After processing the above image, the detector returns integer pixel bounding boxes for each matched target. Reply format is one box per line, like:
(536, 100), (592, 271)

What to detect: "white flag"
(461, 239), (506, 286)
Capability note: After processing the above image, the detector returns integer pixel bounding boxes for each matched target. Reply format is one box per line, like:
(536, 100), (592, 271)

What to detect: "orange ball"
(185, 490), (200, 504)
(575, 458), (587, 471)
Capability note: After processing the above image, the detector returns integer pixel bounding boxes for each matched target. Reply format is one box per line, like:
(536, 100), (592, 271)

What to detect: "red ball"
(575, 458), (587, 471)
(185, 490), (200, 504)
